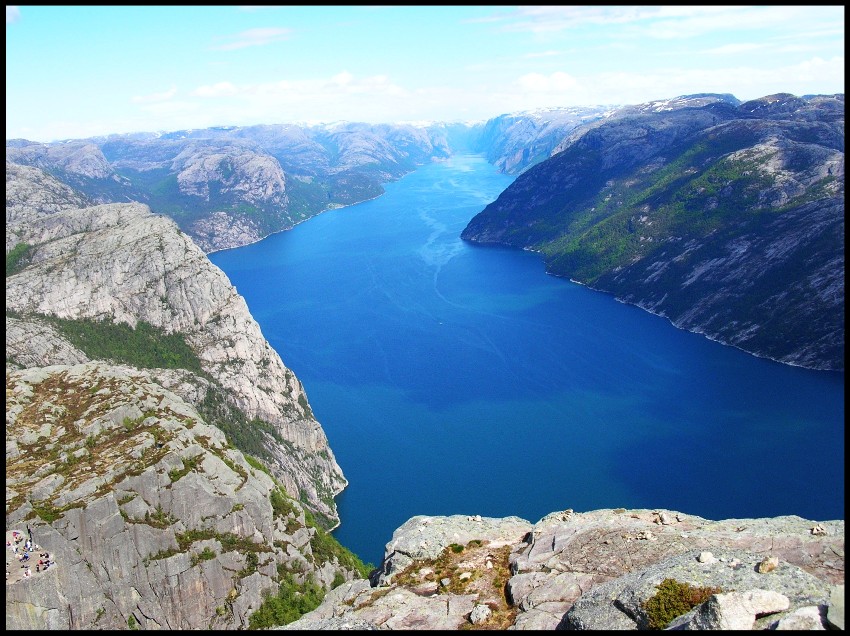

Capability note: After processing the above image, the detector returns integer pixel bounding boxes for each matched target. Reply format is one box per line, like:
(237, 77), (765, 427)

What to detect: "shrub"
(270, 488), (297, 520)
(190, 546), (217, 566)
(6, 242), (33, 277)
(248, 572), (325, 629)
(308, 518), (373, 579)
(244, 454), (271, 476)
(642, 578), (722, 629)
(239, 551), (259, 577)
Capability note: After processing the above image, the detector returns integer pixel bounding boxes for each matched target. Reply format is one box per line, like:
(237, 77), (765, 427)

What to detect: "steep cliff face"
(285, 508), (844, 630)
(5, 362), (363, 630)
(6, 162), (346, 525)
(462, 93), (844, 371)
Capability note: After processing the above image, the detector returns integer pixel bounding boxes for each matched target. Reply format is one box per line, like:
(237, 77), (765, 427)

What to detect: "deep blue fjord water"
(210, 155), (844, 566)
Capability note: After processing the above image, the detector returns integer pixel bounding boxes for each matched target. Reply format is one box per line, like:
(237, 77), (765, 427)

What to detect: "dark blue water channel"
(209, 154), (844, 566)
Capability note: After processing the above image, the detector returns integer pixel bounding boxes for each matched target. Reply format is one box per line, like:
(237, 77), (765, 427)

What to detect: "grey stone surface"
(5, 362), (362, 630)
(672, 589), (790, 630)
(563, 549), (831, 630)
(281, 616), (380, 630)
(376, 514), (532, 585)
(469, 603), (492, 624)
(827, 584), (845, 630)
(772, 605), (827, 630)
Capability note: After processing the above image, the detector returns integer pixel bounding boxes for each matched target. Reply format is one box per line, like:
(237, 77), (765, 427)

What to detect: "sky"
(5, 5), (845, 142)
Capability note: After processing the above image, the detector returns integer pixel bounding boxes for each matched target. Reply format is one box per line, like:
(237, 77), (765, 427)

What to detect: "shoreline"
(204, 193), (386, 257)
(546, 269), (841, 374)
(466, 238), (841, 374)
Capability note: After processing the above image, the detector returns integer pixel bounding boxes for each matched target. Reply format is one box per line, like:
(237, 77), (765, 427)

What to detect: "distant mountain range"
(462, 93), (844, 371)
(7, 122), (457, 252)
(3, 95), (737, 253)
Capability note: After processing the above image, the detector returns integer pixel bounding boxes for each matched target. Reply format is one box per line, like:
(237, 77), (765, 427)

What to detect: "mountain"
(7, 98), (845, 630)
(462, 93), (845, 371)
(472, 106), (614, 175)
(6, 122), (453, 252)
(469, 95), (741, 177)
(6, 161), (346, 526)
(5, 160), (378, 629)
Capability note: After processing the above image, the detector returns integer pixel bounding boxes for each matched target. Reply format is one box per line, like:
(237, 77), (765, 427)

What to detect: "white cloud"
(6, 5), (20, 24)
(136, 101), (200, 117)
(192, 82), (239, 98)
(192, 73), (407, 102)
(569, 56), (845, 105)
(212, 27), (292, 51)
(492, 6), (736, 34)
(177, 72), (412, 126)
(131, 86), (178, 103)
(483, 5), (841, 42)
(703, 43), (765, 55)
(776, 44), (830, 54)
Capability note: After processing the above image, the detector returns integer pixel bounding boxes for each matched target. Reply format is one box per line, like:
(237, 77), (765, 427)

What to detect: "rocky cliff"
(462, 93), (845, 371)
(284, 508), (844, 630)
(6, 161), (346, 526)
(5, 361), (365, 630)
(5, 160), (375, 629)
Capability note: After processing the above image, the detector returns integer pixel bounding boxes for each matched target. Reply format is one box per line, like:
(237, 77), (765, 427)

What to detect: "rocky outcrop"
(462, 93), (845, 371)
(5, 362), (360, 630)
(6, 163), (345, 524)
(6, 161), (90, 251)
(374, 514), (534, 586)
(6, 140), (116, 181)
(170, 142), (288, 206)
(5, 315), (90, 369)
(472, 96), (741, 177)
(288, 508), (844, 630)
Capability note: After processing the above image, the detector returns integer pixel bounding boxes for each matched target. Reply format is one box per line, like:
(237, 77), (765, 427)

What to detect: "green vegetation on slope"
(196, 386), (286, 464)
(44, 315), (206, 374)
(539, 137), (776, 283)
(6, 242), (33, 277)
(248, 474), (373, 629)
(304, 507), (373, 579)
(248, 571), (326, 629)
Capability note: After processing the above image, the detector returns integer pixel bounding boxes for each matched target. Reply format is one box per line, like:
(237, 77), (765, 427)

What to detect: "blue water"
(209, 155), (845, 566)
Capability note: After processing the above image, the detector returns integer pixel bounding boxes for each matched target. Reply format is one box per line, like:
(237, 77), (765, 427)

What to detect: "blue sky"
(6, 5), (845, 142)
